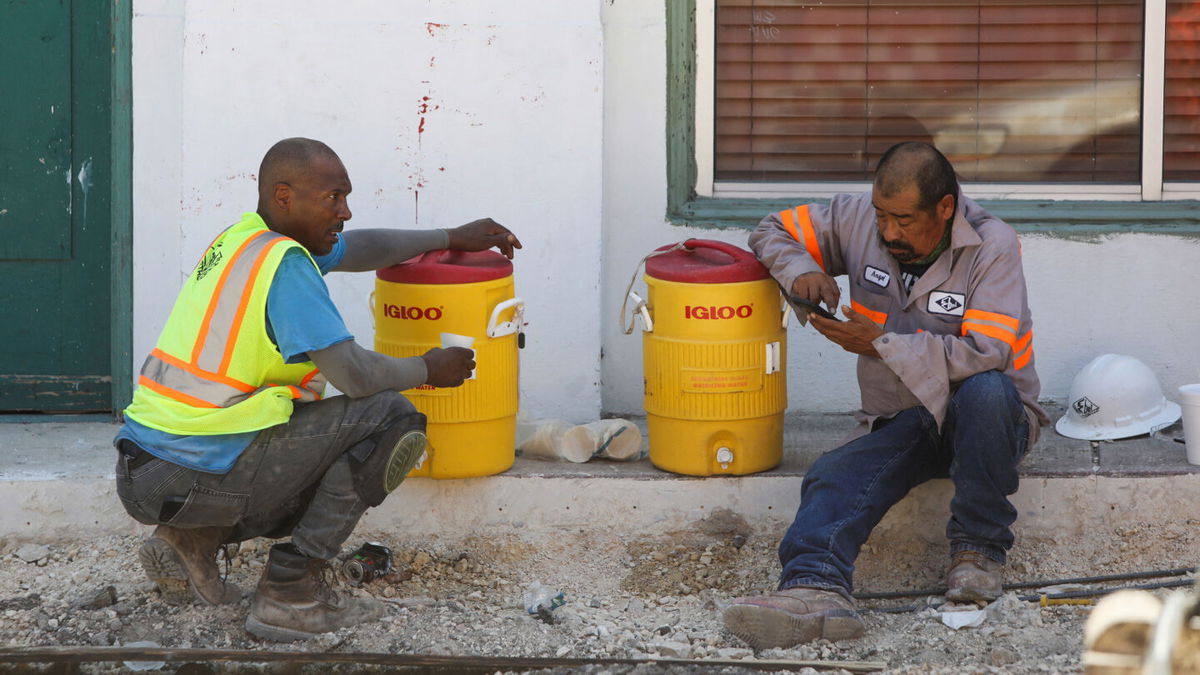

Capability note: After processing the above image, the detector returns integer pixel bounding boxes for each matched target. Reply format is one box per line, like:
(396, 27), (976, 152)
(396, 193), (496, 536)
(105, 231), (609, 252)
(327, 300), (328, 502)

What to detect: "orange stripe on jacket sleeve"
(219, 238), (288, 376)
(794, 205), (826, 272)
(850, 300), (887, 326)
(1014, 346), (1033, 370)
(1014, 330), (1033, 353)
(778, 208), (802, 243)
(961, 321), (1017, 348)
(963, 309), (1019, 332)
(138, 375), (220, 409)
(1013, 330), (1034, 369)
(192, 230), (271, 364)
(777, 206), (826, 273)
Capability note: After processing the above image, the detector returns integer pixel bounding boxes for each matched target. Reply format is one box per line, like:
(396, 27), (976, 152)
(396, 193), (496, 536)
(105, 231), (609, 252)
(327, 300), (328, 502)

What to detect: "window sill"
(668, 196), (1200, 235)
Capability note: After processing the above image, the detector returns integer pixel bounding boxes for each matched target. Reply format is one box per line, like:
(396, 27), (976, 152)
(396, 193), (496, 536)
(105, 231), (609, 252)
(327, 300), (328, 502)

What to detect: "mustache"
(879, 235), (914, 252)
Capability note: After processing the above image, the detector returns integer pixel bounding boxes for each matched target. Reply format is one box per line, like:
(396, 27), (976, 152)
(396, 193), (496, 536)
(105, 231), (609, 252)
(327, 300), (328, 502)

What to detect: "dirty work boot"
(945, 550), (1004, 603)
(245, 543), (387, 642)
(722, 587), (864, 650)
(138, 525), (242, 605)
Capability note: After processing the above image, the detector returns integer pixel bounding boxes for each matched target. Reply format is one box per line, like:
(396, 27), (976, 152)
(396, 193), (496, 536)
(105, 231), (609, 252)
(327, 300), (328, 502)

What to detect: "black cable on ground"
(853, 566), (1196, 600)
(865, 578), (1196, 614)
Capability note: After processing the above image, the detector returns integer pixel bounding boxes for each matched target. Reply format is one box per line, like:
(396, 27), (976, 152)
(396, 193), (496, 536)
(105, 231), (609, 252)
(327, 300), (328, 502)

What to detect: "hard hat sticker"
(1072, 397), (1100, 418)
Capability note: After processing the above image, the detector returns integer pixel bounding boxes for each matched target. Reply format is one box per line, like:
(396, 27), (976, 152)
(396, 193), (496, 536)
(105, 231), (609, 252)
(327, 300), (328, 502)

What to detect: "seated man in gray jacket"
(724, 141), (1048, 650)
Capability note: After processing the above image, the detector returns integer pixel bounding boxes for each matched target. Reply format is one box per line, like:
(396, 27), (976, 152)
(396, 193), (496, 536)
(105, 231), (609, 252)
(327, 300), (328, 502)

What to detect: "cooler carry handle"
(619, 241), (689, 335)
(679, 238), (753, 262)
(487, 297), (526, 338)
(627, 291), (653, 333)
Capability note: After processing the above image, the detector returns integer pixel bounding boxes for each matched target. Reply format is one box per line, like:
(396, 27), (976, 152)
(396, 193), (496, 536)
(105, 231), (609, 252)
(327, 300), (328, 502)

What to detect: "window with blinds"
(714, 0), (1145, 184)
(1166, 1), (1200, 181)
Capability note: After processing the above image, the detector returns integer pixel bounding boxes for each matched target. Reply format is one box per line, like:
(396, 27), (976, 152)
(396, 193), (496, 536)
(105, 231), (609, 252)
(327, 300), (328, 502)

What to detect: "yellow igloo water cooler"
(373, 250), (523, 479)
(632, 239), (785, 476)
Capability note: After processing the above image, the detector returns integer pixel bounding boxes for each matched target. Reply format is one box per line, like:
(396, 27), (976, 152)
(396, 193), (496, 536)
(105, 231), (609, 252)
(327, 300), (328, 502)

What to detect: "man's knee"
(362, 389), (417, 417)
(347, 409), (427, 507)
(805, 439), (876, 488)
(954, 370), (1017, 413)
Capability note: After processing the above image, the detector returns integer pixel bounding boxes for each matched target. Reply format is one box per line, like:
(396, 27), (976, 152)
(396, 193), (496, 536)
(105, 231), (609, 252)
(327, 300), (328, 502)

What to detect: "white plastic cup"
(439, 333), (475, 379)
(1178, 384), (1200, 465)
(560, 419), (644, 462)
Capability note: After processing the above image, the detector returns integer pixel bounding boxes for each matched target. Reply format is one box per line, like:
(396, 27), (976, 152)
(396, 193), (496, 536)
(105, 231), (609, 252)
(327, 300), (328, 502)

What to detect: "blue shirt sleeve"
(266, 236), (354, 363)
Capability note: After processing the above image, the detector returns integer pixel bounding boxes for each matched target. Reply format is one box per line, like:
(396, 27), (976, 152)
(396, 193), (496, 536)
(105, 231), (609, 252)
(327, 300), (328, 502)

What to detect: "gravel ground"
(0, 511), (1194, 675)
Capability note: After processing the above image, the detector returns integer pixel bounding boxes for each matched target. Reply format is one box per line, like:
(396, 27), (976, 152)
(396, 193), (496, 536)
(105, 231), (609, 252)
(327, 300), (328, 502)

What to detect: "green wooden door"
(0, 1), (114, 412)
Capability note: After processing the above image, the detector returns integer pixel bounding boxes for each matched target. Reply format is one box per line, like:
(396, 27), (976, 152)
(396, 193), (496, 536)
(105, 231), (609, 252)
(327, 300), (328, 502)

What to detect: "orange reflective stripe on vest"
(192, 230), (289, 372)
(141, 348), (255, 408)
(140, 229), (324, 408)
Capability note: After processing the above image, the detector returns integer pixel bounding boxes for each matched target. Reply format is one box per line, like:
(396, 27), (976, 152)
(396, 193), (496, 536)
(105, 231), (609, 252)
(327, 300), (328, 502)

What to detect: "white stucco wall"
(132, 0), (604, 420)
(598, 3), (1200, 418)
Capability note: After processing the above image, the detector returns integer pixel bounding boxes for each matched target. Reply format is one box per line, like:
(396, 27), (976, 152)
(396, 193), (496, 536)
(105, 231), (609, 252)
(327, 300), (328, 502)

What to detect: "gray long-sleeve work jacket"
(749, 190), (1049, 446)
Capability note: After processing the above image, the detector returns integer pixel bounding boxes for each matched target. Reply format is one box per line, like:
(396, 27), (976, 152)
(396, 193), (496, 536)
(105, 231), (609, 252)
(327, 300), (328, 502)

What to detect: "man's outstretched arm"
(308, 340), (474, 397)
(334, 218), (521, 272)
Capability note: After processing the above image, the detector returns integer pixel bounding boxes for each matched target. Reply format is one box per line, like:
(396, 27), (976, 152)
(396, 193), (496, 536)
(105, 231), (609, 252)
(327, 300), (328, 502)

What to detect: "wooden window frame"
(667, 0), (1200, 232)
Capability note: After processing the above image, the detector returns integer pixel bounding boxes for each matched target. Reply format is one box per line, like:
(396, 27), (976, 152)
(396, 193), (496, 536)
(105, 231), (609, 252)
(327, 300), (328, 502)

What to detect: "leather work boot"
(945, 550), (1004, 603)
(722, 587), (864, 650)
(138, 525), (242, 605)
(245, 543), (387, 642)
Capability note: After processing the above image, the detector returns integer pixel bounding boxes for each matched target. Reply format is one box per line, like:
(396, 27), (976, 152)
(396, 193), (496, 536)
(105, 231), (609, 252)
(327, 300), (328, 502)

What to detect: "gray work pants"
(115, 390), (417, 560)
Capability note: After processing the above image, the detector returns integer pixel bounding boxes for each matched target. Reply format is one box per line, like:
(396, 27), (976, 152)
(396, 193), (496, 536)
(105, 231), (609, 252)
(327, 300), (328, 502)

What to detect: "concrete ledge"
(2, 407), (1196, 547)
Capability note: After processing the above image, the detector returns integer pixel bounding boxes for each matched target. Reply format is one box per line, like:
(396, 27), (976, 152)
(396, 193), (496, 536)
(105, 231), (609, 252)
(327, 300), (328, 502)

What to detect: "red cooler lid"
(645, 239), (770, 283)
(376, 249), (513, 284)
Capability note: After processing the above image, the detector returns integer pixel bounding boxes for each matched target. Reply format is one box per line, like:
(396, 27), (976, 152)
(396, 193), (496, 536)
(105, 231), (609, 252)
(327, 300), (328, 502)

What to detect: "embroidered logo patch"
(864, 266), (890, 288)
(927, 291), (965, 316)
(1072, 396), (1100, 418)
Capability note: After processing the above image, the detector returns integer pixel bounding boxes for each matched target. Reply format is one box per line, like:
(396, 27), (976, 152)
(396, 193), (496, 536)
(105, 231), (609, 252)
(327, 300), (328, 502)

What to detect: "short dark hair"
(873, 141), (959, 214)
(258, 137), (338, 189)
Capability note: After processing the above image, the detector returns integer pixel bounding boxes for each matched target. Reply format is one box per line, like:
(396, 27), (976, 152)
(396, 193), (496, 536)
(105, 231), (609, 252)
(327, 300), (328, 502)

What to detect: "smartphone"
(789, 296), (841, 322)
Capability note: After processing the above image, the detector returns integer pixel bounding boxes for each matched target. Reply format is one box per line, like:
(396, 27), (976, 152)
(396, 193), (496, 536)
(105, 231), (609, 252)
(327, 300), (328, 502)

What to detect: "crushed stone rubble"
(0, 517), (1193, 674)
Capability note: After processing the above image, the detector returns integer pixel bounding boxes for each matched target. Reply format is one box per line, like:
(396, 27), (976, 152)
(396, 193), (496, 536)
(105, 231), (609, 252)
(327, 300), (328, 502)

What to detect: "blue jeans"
(778, 370), (1030, 597)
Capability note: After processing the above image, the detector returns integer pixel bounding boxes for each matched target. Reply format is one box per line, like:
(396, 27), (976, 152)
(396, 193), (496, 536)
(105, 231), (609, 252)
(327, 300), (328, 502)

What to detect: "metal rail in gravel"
(0, 647), (888, 672)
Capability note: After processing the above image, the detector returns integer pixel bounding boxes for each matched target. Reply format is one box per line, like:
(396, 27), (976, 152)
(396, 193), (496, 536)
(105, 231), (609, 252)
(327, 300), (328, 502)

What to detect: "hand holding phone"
(789, 296), (841, 322)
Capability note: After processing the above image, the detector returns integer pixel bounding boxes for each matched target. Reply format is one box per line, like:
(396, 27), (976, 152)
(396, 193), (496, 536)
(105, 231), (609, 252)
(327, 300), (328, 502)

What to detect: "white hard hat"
(1055, 354), (1181, 440)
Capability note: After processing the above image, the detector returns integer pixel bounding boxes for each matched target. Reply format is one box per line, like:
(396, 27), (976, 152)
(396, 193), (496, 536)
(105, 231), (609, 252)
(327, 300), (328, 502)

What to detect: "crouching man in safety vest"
(114, 137), (521, 642)
(723, 141), (1049, 650)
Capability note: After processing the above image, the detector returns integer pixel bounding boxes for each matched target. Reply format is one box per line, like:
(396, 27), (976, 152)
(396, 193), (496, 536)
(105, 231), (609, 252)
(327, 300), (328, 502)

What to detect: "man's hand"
(421, 347), (475, 387)
(791, 271), (840, 311)
(447, 218), (522, 259)
(809, 305), (885, 358)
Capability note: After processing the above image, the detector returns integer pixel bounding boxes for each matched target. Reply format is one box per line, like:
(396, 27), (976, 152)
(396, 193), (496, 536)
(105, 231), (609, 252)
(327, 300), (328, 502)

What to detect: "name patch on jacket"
(928, 291), (966, 316)
(863, 266), (890, 288)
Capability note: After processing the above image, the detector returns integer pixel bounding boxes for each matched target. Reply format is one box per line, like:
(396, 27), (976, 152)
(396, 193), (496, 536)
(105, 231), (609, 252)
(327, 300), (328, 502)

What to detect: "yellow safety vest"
(124, 213), (327, 435)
